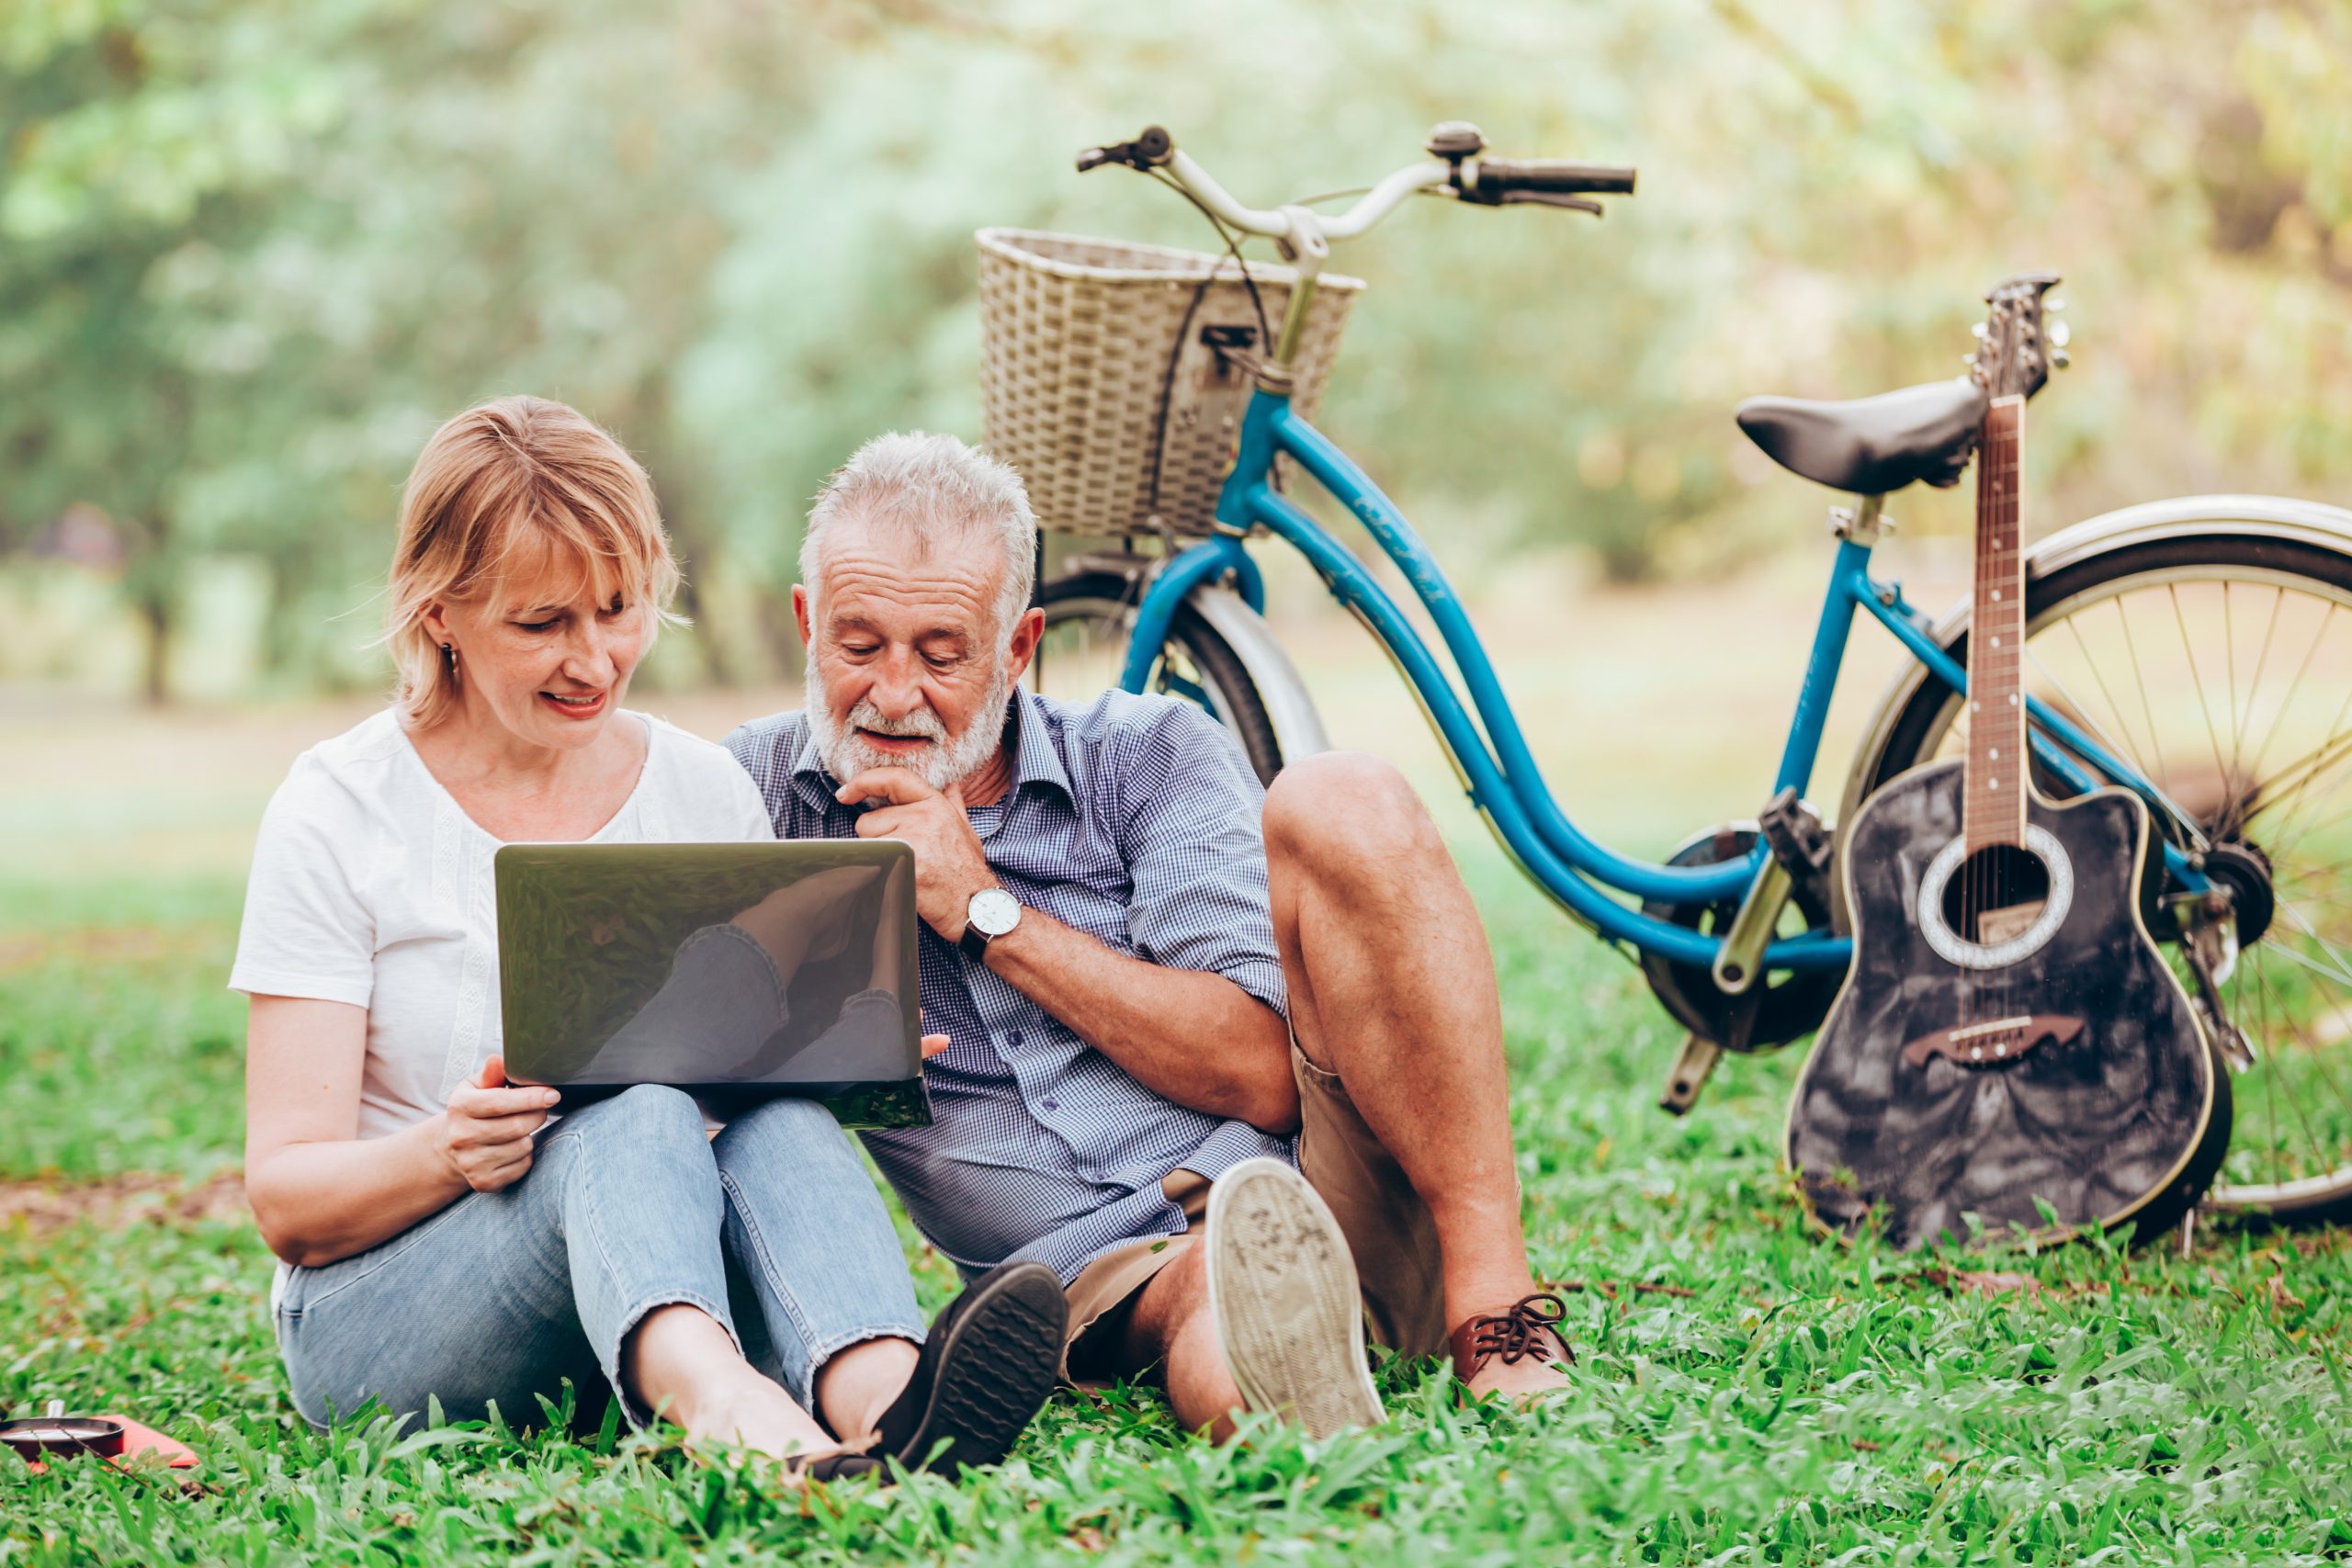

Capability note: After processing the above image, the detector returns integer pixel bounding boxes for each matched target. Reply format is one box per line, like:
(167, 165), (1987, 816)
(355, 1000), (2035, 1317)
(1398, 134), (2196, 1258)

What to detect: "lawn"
(6, 848), (2350, 1568)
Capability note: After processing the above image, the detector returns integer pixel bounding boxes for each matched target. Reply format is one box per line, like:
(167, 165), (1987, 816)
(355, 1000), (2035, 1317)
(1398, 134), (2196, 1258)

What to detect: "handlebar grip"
(1464, 158), (1637, 201)
(1077, 125), (1174, 174)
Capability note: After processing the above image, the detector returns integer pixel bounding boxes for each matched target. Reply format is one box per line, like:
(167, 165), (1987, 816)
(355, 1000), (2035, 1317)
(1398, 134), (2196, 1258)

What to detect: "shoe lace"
(1466, 1292), (1570, 1365)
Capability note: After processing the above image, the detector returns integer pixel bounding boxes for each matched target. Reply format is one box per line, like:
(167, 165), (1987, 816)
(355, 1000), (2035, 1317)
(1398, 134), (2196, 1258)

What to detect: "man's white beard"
(808, 660), (1012, 795)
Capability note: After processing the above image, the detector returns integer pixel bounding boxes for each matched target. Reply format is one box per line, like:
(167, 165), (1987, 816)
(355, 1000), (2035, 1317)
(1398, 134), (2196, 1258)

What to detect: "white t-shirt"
(230, 706), (776, 1138)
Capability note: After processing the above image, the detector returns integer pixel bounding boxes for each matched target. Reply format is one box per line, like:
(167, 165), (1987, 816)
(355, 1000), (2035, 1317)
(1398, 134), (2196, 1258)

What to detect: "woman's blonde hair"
(386, 396), (680, 728)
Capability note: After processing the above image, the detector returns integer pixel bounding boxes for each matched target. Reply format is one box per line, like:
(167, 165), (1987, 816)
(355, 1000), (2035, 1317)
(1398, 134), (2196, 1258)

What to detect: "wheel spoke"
(2262, 959), (2282, 1182)
(2223, 581), (2243, 780)
(2244, 602), (2337, 789)
(2239, 730), (2352, 863)
(2252, 938), (2352, 1136)
(2063, 613), (2159, 785)
(2168, 582), (2239, 821)
(2025, 638), (2154, 793)
(2262, 906), (2352, 992)
(2245, 958), (2345, 1181)
(2112, 594), (2176, 797)
(2263, 793), (2352, 853)
(2227, 584), (2284, 777)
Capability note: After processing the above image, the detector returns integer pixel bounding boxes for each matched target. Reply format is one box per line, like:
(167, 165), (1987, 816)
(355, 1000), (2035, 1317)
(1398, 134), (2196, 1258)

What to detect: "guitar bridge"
(1902, 1013), (2085, 1070)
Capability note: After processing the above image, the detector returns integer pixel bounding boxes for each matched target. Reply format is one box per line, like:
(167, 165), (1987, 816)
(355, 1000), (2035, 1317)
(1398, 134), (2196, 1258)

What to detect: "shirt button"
(1042, 1099), (1058, 1111)
(1008, 1032), (1023, 1046)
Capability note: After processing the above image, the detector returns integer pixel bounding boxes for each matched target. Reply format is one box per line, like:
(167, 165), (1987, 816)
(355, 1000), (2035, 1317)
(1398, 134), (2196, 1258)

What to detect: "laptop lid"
(494, 840), (929, 1129)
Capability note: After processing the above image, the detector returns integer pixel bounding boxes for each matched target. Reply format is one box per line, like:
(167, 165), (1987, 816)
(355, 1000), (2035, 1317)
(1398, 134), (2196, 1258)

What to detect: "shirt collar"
(788, 687), (1074, 808)
(1003, 687), (1075, 805)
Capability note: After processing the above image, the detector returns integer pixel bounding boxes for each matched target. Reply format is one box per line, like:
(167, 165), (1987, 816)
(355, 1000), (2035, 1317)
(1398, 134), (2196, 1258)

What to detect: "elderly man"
(726, 432), (1570, 1437)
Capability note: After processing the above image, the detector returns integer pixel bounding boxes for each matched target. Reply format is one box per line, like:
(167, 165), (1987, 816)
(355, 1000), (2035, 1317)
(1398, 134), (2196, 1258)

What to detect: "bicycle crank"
(1638, 820), (1844, 1068)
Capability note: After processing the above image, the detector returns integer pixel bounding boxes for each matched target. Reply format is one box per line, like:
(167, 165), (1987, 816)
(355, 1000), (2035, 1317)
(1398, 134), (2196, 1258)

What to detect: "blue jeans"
(276, 1085), (925, 1433)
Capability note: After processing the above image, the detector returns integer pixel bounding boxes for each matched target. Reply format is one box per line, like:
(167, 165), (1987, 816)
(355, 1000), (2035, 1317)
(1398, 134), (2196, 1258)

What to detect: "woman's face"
(423, 553), (648, 752)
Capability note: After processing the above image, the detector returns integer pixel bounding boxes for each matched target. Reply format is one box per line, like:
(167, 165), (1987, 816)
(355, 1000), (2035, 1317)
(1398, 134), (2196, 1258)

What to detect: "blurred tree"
(5, 0), (846, 695)
(5, 0), (2350, 698)
(1, 2), (342, 701)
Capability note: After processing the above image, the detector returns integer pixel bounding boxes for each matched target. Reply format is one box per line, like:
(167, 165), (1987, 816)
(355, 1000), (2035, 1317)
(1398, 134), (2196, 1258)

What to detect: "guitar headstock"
(1967, 271), (2068, 400)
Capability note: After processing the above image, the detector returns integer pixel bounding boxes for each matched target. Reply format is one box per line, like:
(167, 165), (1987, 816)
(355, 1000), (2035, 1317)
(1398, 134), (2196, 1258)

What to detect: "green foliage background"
(5, 0), (2349, 701)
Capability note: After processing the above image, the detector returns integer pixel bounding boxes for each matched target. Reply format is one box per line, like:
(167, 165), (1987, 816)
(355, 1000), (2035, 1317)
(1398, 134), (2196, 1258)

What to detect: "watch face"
(969, 887), (1022, 938)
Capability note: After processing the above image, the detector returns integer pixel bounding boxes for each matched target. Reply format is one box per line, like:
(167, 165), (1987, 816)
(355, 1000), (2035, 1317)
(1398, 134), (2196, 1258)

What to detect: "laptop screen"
(494, 840), (929, 1129)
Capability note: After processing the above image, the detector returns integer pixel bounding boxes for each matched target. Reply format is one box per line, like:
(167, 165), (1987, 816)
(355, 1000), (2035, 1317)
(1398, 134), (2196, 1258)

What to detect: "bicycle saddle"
(1735, 378), (1989, 496)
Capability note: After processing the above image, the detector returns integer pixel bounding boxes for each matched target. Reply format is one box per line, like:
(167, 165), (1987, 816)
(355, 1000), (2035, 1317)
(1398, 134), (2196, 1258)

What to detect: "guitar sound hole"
(1939, 844), (2052, 945)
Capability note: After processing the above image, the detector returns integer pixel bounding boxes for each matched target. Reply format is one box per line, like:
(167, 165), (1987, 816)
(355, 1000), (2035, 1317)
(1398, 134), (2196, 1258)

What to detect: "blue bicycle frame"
(1117, 386), (2206, 976)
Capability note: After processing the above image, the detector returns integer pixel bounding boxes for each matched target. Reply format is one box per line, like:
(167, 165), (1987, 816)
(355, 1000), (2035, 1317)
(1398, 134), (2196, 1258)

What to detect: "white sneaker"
(1204, 1157), (1385, 1436)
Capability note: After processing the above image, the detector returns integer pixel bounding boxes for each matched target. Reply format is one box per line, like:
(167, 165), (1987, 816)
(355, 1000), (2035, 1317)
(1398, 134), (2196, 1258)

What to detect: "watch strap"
(958, 919), (994, 964)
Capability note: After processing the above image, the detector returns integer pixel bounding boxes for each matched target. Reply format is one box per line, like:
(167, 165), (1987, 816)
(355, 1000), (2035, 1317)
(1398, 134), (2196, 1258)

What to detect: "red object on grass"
(14, 1415), (198, 1476)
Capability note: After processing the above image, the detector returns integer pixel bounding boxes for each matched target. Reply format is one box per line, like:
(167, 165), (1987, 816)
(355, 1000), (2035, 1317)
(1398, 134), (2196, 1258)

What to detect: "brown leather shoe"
(1448, 1292), (1575, 1383)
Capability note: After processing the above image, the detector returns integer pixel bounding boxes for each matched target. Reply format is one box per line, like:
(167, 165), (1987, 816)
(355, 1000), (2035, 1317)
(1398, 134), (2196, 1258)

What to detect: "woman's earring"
(441, 641), (458, 682)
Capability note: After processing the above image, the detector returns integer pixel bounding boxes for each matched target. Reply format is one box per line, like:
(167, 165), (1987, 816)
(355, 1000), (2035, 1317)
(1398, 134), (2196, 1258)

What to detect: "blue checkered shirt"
(725, 688), (1296, 1283)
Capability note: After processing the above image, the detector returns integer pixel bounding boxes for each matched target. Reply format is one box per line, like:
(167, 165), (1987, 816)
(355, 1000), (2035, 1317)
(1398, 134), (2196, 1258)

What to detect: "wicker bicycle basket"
(976, 228), (1363, 538)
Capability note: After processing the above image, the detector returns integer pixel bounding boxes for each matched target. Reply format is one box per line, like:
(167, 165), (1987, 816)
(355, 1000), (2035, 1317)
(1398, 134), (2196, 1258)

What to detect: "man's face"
(796, 521), (1038, 792)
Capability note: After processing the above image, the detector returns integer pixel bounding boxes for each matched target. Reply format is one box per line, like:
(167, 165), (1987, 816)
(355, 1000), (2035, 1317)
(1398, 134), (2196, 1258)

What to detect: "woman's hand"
(439, 1055), (559, 1193)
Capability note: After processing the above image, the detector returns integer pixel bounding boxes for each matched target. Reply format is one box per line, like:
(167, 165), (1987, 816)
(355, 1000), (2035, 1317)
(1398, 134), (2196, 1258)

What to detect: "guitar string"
(1996, 407), (2020, 1043)
(1973, 401), (2022, 1046)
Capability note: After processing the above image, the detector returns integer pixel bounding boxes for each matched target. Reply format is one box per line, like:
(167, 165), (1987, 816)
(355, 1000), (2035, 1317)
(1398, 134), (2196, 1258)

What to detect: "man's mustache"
(847, 700), (946, 742)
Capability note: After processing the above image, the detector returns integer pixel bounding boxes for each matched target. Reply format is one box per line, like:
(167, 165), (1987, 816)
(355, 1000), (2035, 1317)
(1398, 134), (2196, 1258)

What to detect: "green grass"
(6, 865), (2352, 1566)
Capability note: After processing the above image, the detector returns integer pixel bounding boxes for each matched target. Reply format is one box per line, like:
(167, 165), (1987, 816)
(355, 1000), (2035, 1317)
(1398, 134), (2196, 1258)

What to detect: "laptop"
(494, 840), (931, 1129)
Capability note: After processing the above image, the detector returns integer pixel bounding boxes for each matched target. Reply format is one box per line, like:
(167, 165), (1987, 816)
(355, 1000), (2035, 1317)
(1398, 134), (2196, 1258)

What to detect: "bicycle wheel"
(1854, 532), (2352, 1224)
(1033, 571), (1284, 785)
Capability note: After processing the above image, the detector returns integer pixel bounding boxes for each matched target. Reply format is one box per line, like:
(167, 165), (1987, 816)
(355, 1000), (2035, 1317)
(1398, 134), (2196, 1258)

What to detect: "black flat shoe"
(872, 1259), (1067, 1474)
(685, 1439), (892, 1488)
(791, 1451), (889, 1485)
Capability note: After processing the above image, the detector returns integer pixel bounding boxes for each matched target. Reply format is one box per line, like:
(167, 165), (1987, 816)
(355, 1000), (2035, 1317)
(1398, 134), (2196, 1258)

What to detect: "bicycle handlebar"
(1455, 158), (1639, 202)
(1075, 126), (1172, 175)
(1077, 123), (1636, 249)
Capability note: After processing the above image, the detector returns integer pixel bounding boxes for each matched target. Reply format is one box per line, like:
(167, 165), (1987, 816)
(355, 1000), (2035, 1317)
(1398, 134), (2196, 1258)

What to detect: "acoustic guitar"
(1785, 274), (2230, 1249)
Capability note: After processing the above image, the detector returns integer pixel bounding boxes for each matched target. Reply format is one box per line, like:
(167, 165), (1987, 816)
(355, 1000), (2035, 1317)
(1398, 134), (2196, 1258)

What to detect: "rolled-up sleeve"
(1112, 702), (1290, 1019)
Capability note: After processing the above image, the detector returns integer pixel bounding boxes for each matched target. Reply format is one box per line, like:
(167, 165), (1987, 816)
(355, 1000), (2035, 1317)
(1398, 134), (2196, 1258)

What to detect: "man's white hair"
(799, 431), (1037, 637)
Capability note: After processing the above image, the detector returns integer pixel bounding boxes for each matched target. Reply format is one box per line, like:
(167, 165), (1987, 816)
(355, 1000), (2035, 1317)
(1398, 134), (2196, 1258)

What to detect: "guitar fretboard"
(1965, 395), (2027, 852)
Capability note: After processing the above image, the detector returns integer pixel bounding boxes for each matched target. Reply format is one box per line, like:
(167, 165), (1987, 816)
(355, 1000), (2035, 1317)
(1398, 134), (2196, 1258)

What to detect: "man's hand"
(836, 767), (997, 939)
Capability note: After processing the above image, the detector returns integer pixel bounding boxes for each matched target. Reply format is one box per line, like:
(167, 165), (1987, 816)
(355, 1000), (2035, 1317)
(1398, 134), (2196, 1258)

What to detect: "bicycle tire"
(1035, 571), (1285, 785)
(1854, 532), (2352, 1225)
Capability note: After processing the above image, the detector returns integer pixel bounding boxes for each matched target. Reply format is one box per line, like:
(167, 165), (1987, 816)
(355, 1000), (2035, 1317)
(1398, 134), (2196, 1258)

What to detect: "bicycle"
(994, 121), (2352, 1227)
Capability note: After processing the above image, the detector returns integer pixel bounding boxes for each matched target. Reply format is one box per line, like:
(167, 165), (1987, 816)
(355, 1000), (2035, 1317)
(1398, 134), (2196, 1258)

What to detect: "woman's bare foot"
(814, 1335), (922, 1449)
(627, 1303), (846, 1465)
(684, 1377), (853, 1464)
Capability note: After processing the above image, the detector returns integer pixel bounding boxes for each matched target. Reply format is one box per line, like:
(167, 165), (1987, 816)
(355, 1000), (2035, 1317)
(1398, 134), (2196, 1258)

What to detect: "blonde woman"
(232, 397), (1062, 1481)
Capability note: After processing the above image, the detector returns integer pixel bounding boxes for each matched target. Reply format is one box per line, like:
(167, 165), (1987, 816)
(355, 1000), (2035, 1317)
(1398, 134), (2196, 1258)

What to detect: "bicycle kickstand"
(1659, 1033), (1721, 1116)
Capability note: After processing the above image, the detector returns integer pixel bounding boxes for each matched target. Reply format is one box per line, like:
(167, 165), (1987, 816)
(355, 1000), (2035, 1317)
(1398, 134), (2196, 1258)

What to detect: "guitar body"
(1787, 760), (2227, 1248)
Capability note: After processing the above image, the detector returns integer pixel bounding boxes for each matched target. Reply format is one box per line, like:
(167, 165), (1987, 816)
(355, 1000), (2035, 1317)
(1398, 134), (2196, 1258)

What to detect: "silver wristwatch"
(959, 886), (1022, 962)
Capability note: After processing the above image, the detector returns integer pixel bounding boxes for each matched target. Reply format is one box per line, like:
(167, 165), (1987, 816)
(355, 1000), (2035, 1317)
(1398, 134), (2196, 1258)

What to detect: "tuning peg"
(2047, 296), (2066, 312)
(2049, 321), (2071, 348)
(2052, 348), (2073, 370)
(1970, 322), (1988, 338)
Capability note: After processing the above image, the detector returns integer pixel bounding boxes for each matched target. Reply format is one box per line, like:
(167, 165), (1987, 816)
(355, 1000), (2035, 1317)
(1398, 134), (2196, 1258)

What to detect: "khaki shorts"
(1060, 1036), (1445, 1381)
